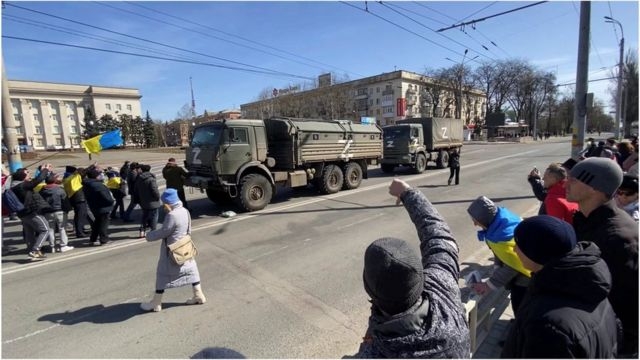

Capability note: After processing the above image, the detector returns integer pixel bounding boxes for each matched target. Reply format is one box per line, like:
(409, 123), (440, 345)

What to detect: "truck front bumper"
(381, 154), (414, 164)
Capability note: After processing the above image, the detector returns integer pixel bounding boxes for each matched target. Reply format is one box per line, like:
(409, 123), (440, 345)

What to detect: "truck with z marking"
(381, 117), (464, 173)
(185, 117), (383, 212)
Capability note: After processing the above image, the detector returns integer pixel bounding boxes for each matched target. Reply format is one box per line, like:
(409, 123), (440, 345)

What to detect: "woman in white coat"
(141, 188), (206, 312)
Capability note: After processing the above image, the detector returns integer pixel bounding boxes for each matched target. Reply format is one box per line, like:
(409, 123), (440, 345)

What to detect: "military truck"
(381, 117), (464, 173)
(185, 117), (383, 212)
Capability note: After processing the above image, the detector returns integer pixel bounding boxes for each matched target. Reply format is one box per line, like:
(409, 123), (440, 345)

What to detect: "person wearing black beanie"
(353, 178), (470, 358)
(567, 157), (639, 356)
(502, 215), (618, 358)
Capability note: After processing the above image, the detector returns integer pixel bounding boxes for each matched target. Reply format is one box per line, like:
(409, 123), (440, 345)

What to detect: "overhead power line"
(3, 2), (309, 80)
(555, 76), (617, 87)
(437, 1), (548, 32)
(3, 36), (315, 81)
(456, 1), (497, 23)
(340, 1), (477, 63)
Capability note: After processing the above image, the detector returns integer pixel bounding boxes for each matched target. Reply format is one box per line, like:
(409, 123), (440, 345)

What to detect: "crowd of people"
(2, 136), (638, 358)
(1, 157), (191, 260)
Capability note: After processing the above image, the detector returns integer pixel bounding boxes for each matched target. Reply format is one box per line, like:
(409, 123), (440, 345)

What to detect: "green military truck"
(185, 117), (383, 212)
(381, 117), (464, 173)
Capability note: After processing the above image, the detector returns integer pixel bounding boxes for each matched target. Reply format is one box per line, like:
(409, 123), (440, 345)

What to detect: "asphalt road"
(2, 138), (573, 358)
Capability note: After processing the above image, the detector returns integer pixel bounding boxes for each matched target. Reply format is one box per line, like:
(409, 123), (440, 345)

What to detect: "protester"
(353, 178), (470, 358)
(617, 141), (634, 169)
(82, 166), (114, 246)
(63, 166), (93, 238)
(162, 157), (190, 209)
(11, 165), (52, 260)
(529, 163), (578, 223)
(447, 148), (460, 186)
(106, 170), (126, 220)
(615, 174), (639, 222)
(566, 157), (639, 356)
(135, 164), (161, 238)
(119, 160), (130, 196)
(40, 173), (74, 253)
(123, 162), (140, 222)
(501, 215), (618, 358)
(466, 196), (530, 315)
(140, 188), (206, 312)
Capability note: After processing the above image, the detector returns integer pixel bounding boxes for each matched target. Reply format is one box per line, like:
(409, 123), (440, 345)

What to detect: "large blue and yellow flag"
(81, 129), (123, 154)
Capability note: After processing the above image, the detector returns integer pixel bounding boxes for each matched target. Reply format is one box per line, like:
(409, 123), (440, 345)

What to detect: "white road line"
(2, 149), (540, 276)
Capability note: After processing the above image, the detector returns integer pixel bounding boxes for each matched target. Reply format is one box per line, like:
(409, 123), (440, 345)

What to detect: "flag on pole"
(81, 129), (123, 154)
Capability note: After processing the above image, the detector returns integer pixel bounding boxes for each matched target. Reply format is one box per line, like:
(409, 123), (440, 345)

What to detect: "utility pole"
(189, 76), (196, 118)
(571, 1), (590, 159)
(2, 57), (23, 173)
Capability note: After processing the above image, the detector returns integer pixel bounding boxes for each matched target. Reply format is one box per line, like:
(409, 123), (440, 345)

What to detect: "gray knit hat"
(570, 157), (623, 198)
(363, 237), (424, 315)
(467, 196), (498, 228)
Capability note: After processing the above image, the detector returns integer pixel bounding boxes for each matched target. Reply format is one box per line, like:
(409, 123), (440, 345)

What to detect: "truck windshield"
(383, 127), (409, 141)
(191, 125), (222, 147)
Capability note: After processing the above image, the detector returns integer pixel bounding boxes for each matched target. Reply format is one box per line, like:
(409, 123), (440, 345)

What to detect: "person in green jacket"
(162, 157), (189, 210)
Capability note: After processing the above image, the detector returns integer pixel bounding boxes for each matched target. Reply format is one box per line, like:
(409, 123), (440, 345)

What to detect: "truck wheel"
(235, 174), (273, 212)
(206, 188), (233, 206)
(436, 150), (449, 169)
(342, 162), (363, 190)
(320, 164), (343, 194)
(414, 153), (427, 174)
(381, 164), (395, 173)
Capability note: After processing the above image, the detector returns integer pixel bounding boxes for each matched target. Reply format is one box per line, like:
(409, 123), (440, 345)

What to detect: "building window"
(369, 99), (373, 106)
(14, 114), (21, 122)
(126, 104), (132, 111)
(36, 139), (43, 146)
(116, 104), (122, 111)
(105, 104), (111, 110)
(376, 99), (380, 105)
(35, 126), (43, 134)
(53, 125), (61, 134)
(51, 114), (59, 122)
(55, 138), (62, 146)
(376, 87), (380, 93)
(70, 125), (78, 134)
(69, 114), (76, 122)
(33, 114), (40, 122)
(16, 127), (23, 134)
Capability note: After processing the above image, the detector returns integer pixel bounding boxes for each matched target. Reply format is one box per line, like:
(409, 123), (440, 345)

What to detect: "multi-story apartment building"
(241, 70), (486, 126)
(7, 80), (142, 150)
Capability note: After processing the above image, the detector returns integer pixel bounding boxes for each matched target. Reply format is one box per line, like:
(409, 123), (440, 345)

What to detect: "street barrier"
(465, 287), (511, 356)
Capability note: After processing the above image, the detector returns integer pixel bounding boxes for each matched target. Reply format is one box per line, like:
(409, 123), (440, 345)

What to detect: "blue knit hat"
(514, 215), (577, 265)
(161, 188), (180, 205)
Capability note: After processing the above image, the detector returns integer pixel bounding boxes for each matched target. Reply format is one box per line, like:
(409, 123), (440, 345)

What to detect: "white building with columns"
(8, 80), (142, 150)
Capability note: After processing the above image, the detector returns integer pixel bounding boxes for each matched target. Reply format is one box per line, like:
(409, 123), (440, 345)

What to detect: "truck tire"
(413, 153), (427, 174)
(436, 150), (449, 169)
(381, 164), (395, 173)
(206, 188), (233, 206)
(320, 164), (344, 194)
(342, 162), (363, 190)
(235, 174), (273, 212)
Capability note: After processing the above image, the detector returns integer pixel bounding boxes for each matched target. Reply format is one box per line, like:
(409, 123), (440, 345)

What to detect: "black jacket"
(135, 171), (161, 210)
(448, 151), (460, 168)
(11, 169), (51, 217)
(354, 189), (470, 358)
(573, 200), (638, 353)
(82, 179), (114, 214)
(501, 242), (618, 358)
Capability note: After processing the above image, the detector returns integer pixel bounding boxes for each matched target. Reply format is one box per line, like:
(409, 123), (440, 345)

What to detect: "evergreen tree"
(118, 114), (133, 145)
(82, 107), (98, 139)
(143, 111), (156, 148)
(130, 116), (145, 147)
(98, 114), (117, 133)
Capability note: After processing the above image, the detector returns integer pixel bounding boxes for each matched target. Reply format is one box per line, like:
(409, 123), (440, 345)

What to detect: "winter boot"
(140, 293), (163, 312)
(186, 284), (206, 305)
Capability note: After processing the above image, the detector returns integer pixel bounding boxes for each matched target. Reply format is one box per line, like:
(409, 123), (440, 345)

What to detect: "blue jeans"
(140, 208), (159, 232)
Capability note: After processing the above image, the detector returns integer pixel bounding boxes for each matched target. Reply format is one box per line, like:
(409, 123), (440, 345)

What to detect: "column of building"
(38, 100), (55, 150)
(57, 100), (71, 149)
(19, 99), (35, 149)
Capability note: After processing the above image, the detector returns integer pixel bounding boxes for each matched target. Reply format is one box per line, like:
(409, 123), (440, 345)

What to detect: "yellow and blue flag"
(81, 129), (123, 154)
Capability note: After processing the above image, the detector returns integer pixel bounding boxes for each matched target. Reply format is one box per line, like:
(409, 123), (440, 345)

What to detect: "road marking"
(2, 149), (540, 276)
(3, 297), (141, 344)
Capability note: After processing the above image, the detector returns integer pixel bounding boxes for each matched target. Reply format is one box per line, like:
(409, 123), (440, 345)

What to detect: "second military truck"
(381, 117), (464, 173)
(185, 117), (383, 212)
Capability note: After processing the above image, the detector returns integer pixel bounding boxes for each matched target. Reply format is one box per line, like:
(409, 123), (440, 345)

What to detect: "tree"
(143, 111), (156, 148)
(98, 114), (118, 133)
(118, 114), (133, 145)
(82, 107), (98, 139)
(129, 116), (145, 147)
(623, 49), (638, 137)
(421, 69), (448, 117)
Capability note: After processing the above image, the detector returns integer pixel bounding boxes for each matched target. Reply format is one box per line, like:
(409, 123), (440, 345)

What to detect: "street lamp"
(604, 16), (624, 139)
(445, 49), (479, 119)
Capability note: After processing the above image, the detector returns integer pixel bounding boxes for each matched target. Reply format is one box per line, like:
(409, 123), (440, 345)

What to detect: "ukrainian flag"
(81, 129), (123, 154)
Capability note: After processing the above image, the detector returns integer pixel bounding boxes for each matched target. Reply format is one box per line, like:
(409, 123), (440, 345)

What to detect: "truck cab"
(381, 124), (428, 173)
